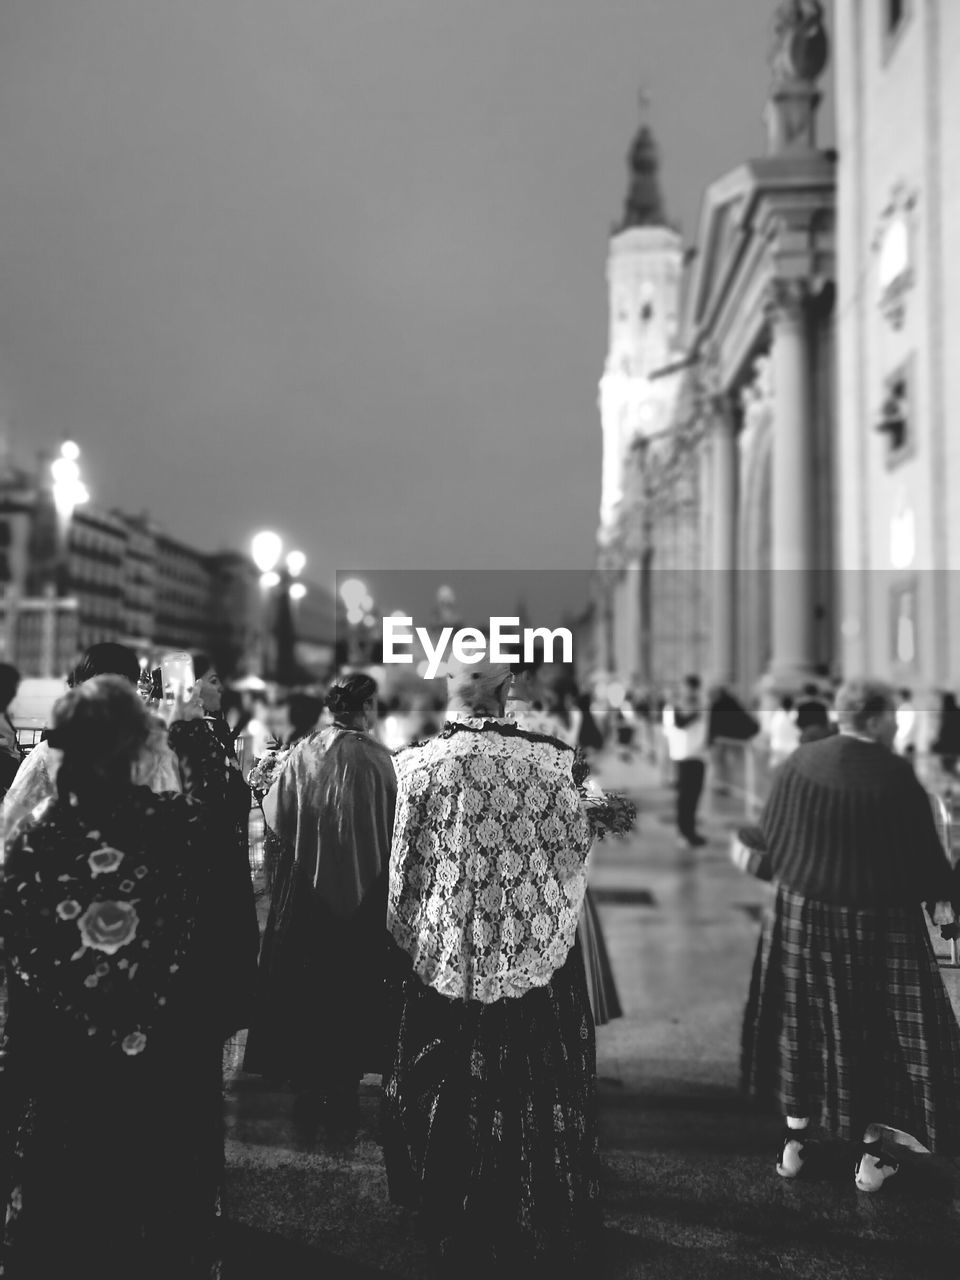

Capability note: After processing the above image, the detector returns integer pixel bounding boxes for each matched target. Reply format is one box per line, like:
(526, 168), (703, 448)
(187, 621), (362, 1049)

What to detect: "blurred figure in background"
(244, 673), (396, 1140)
(273, 692), (324, 749)
(894, 687), (917, 759)
(931, 691), (960, 781)
(0, 676), (235, 1277)
(0, 663), (24, 798)
(767, 695), (801, 767)
(663, 675), (707, 849)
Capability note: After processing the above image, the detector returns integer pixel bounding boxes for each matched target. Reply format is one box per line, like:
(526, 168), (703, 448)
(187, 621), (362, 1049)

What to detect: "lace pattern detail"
(389, 718), (592, 1002)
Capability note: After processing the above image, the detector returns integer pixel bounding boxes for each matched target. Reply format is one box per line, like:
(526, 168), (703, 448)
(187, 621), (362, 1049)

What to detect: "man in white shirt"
(663, 675), (707, 848)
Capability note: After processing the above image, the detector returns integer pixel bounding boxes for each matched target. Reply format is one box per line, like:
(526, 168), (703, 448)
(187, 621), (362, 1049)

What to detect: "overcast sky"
(0, 1), (833, 614)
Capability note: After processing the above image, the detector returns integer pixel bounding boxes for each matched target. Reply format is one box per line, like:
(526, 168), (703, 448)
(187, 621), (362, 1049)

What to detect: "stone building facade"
(835, 0), (960, 745)
(595, 1), (837, 701)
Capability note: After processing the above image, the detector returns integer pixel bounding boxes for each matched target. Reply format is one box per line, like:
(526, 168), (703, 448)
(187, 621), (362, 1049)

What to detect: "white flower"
(121, 1030), (147, 1056)
(544, 878), (560, 906)
(531, 912), (553, 941)
(525, 785), (548, 812)
(475, 818), (504, 848)
(460, 787), (484, 816)
(87, 847), (125, 878)
(510, 817), (535, 846)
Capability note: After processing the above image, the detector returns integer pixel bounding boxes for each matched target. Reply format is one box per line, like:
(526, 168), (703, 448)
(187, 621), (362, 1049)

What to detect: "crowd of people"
(0, 648), (959, 1276)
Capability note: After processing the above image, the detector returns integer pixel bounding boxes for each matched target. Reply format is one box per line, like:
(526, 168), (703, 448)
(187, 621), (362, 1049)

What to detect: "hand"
(159, 684), (204, 727)
(931, 900), (956, 927)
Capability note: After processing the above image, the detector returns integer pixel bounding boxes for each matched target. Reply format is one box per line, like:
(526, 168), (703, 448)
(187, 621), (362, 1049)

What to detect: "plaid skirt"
(741, 885), (960, 1152)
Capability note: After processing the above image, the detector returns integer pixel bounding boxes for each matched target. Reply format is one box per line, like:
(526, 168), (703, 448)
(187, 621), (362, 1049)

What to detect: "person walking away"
(0, 676), (237, 1277)
(243, 673), (397, 1141)
(0, 664), (24, 799)
(664, 675), (707, 848)
(931, 691), (960, 784)
(383, 660), (600, 1276)
(3, 644), (179, 847)
(741, 679), (960, 1191)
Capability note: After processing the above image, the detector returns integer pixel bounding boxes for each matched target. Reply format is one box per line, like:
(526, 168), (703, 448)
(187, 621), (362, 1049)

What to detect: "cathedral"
(594, 3), (837, 703)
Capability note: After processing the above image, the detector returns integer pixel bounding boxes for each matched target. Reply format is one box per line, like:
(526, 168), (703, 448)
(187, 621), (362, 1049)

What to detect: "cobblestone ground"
(221, 753), (960, 1278)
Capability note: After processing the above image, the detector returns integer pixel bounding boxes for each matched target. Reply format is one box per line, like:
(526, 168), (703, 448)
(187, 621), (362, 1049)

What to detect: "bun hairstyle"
(326, 673), (378, 722)
(67, 642), (140, 689)
(48, 675), (152, 799)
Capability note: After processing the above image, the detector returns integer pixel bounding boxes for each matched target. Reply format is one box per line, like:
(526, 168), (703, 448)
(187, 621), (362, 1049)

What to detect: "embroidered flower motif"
(496, 849), (521, 880)
(121, 1031), (147, 1056)
(475, 817), (503, 848)
(480, 883), (503, 913)
(436, 858), (459, 889)
(460, 787), (484, 817)
(525, 785), (548, 812)
(531, 912), (553, 941)
(56, 899), (82, 921)
(544, 877), (561, 906)
(469, 755), (496, 782)
(77, 900), (140, 955)
(509, 817), (535, 846)
(416, 829), (439, 858)
(88, 847), (125, 877)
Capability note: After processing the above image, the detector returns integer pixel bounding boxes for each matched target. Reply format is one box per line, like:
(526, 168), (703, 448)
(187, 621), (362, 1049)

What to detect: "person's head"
(192, 653), (223, 715)
(277, 692), (323, 744)
(326, 673), (378, 731)
(0, 663), (20, 712)
(835, 678), (897, 748)
(683, 674), (701, 693)
(68, 642), (140, 689)
(899, 687), (912, 704)
(446, 659), (513, 720)
(780, 695), (794, 711)
(48, 674), (153, 799)
(802, 683), (820, 699)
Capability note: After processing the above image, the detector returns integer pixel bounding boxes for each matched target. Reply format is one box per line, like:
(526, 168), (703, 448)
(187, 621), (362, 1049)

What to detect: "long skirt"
(741, 885), (960, 1152)
(381, 942), (601, 1275)
(243, 864), (389, 1093)
(578, 887), (622, 1026)
(0, 1021), (223, 1279)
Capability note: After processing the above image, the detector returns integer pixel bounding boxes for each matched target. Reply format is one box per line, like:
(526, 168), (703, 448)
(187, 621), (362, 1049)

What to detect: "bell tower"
(598, 102), (684, 543)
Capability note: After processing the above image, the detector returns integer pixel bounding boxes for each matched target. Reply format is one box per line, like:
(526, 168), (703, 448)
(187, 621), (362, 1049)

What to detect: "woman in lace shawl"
(0, 676), (236, 1278)
(383, 660), (601, 1277)
(2, 643), (180, 847)
(243, 673), (397, 1137)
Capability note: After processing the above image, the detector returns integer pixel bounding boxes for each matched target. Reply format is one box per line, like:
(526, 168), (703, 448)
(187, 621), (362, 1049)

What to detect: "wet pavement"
(222, 752), (960, 1278)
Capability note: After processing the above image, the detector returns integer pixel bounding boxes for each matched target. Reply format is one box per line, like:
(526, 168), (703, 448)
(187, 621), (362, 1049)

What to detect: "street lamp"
(250, 531), (307, 682)
(339, 577), (373, 663)
(39, 441), (89, 676)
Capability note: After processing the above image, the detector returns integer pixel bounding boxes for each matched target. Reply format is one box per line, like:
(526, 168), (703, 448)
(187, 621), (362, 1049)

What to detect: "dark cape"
(243, 726), (397, 1092)
(0, 721), (231, 1279)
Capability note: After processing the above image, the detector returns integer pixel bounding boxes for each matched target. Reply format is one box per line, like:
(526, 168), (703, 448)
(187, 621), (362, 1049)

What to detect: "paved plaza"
(221, 753), (960, 1278)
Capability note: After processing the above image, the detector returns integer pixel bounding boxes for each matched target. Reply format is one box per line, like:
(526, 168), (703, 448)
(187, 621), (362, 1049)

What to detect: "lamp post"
(250, 531), (307, 682)
(339, 578), (373, 666)
(40, 440), (89, 677)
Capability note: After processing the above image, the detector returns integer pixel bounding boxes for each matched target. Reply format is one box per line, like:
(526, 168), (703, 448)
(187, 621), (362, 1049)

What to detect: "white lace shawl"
(388, 718), (592, 1003)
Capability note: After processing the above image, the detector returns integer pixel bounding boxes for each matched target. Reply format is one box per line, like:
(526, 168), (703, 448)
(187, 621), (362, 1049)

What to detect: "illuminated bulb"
(260, 570), (281, 589)
(289, 582), (307, 601)
(60, 440), (80, 461)
(286, 550), (306, 578)
(251, 531), (283, 574)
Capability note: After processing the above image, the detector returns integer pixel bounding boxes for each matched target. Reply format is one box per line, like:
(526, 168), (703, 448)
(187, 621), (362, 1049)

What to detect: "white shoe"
(776, 1130), (807, 1179)
(855, 1143), (899, 1192)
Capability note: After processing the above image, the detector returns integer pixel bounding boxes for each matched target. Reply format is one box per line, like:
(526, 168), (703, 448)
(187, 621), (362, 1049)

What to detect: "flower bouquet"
(572, 748), (637, 841)
(247, 741), (290, 800)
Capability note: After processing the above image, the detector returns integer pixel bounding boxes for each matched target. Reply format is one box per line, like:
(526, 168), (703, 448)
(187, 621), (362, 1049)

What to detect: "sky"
(0, 1), (832, 622)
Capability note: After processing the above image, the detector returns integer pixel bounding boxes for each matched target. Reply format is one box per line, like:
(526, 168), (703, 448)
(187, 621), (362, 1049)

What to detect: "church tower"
(597, 108), (684, 543)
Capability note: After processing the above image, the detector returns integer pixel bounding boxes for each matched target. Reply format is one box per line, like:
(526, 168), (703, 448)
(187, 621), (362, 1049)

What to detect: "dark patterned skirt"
(741, 885), (960, 1151)
(578, 888), (622, 1026)
(381, 942), (601, 1275)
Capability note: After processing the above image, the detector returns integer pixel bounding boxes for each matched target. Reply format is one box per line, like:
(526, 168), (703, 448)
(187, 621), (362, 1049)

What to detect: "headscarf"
(389, 717), (592, 1003)
(262, 725), (396, 917)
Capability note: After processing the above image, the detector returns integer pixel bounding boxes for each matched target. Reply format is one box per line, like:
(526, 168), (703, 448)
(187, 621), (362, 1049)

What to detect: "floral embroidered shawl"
(389, 717), (592, 1003)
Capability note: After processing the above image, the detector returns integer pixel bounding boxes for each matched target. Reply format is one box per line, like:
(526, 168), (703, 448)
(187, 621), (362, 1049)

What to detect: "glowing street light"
(251, 530), (283, 584)
(286, 549), (306, 578)
(289, 582), (307, 602)
(51, 441), (89, 520)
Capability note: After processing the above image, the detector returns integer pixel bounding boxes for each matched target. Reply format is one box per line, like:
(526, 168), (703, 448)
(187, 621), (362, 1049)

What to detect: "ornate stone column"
(767, 279), (816, 685)
(709, 393), (738, 687)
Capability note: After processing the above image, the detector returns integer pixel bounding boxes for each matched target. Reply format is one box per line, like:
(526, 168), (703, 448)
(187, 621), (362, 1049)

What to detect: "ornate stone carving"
(873, 183), (917, 332)
(764, 278), (809, 326)
(770, 1), (828, 84)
